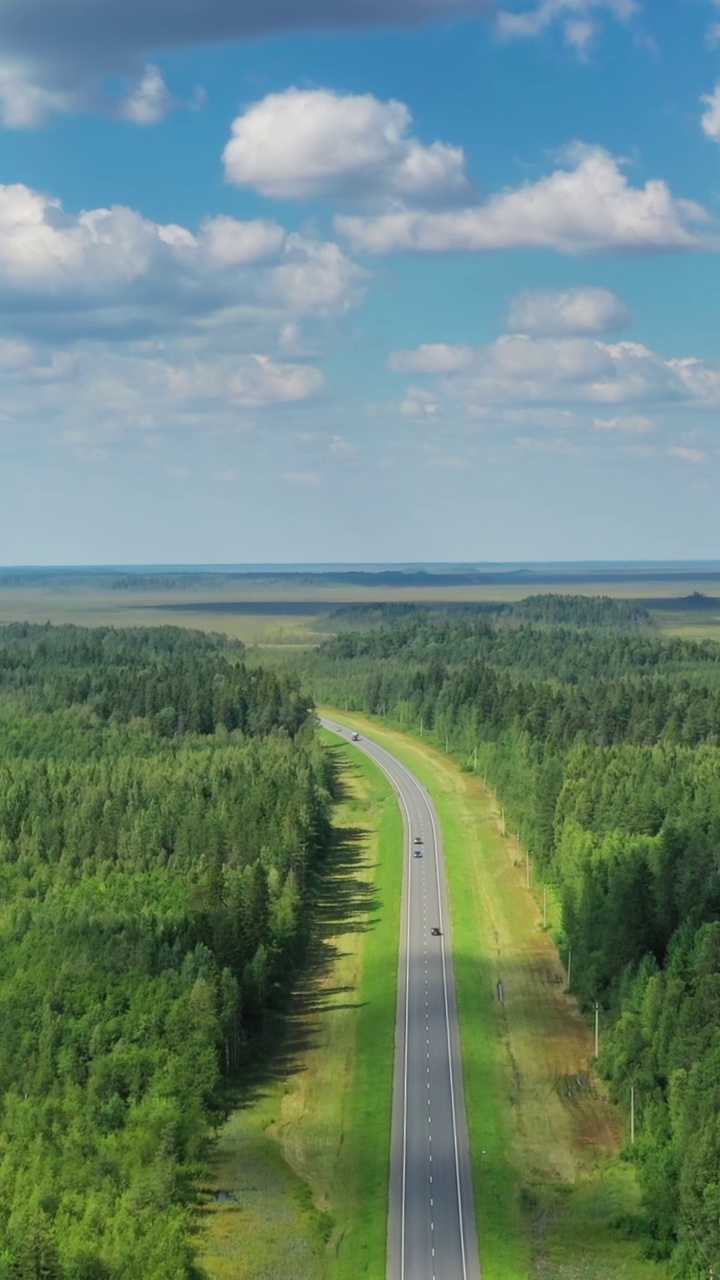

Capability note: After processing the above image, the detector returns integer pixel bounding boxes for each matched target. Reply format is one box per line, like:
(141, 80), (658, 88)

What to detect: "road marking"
(324, 723), (475, 1280)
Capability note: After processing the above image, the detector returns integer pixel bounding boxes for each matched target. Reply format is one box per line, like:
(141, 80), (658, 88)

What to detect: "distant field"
(0, 570), (719, 644)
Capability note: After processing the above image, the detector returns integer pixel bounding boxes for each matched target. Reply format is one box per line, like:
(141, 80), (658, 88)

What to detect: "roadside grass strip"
(321, 708), (668, 1280)
(197, 734), (401, 1280)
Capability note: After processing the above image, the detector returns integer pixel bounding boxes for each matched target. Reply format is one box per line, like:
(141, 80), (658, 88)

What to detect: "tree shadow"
(203, 744), (381, 1164)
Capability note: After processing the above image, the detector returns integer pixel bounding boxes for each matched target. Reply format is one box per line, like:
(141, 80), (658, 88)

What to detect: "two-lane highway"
(320, 718), (481, 1280)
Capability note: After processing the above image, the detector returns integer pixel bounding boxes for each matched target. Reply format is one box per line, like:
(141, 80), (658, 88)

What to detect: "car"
(351, 732), (360, 741)
(430, 926), (442, 936)
(413, 836), (423, 845)
(413, 849), (423, 858)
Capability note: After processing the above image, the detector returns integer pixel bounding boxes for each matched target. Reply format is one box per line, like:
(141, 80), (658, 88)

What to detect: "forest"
(0, 624), (332, 1279)
(307, 598), (720, 1276)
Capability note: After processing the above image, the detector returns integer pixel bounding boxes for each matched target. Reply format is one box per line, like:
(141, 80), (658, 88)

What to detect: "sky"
(0, 0), (719, 563)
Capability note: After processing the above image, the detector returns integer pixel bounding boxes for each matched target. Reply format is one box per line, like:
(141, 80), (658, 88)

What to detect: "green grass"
(197, 735), (402, 1280)
(322, 709), (669, 1280)
(325, 740), (402, 1279)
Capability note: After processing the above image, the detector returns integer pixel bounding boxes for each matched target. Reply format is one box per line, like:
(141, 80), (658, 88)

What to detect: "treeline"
(325, 594), (651, 633)
(308, 609), (720, 1274)
(500, 593), (652, 628)
(0, 625), (331, 1279)
(0, 623), (308, 738)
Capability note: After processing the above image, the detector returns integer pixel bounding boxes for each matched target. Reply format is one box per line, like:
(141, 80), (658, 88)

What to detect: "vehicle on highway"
(351, 731), (360, 741)
(413, 835), (423, 844)
(430, 926), (442, 936)
(413, 849), (423, 858)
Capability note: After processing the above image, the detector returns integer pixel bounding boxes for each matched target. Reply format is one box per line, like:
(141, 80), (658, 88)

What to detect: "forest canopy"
(0, 624), (331, 1280)
(308, 605), (720, 1276)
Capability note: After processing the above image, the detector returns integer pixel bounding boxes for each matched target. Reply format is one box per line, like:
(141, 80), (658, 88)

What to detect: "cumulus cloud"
(164, 353), (325, 408)
(496, 0), (638, 52)
(388, 333), (720, 409)
(508, 286), (632, 335)
(0, 340), (327, 463)
(701, 84), (720, 142)
(399, 386), (442, 417)
(119, 64), (173, 125)
(0, 0), (489, 126)
(337, 146), (711, 255)
(0, 182), (367, 341)
(223, 88), (470, 204)
(389, 345), (474, 374)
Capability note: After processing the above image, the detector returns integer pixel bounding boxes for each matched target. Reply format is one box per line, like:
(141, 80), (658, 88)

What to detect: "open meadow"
(0, 564), (720, 646)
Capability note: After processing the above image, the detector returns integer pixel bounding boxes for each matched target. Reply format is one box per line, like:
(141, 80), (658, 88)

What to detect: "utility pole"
(543, 884), (547, 930)
(630, 1084), (635, 1145)
(595, 1002), (599, 1058)
(567, 944), (572, 991)
(501, 807), (506, 837)
(472, 746), (477, 772)
(445, 734), (449, 754)
(419, 716), (423, 736)
(525, 847), (530, 890)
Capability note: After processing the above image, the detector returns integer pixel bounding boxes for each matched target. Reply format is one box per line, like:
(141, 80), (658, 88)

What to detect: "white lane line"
(325, 723), (471, 1280)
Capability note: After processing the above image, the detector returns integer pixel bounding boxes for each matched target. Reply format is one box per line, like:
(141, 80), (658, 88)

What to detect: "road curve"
(320, 718), (482, 1280)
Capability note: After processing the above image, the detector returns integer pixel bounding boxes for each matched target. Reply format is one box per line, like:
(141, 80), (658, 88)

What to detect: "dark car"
(413, 836), (423, 844)
(430, 927), (442, 936)
(413, 849), (423, 858)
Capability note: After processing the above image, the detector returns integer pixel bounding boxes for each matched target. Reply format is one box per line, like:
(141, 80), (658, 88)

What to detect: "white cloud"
(268, 236), (368, 315)
(667, 446), (708, 464)
(701, 84), (720, 142)
(389, 333), (720, 410)
(0, 341), (327, 461)
(223, 88), (470, 204)
(337, 146), (711, 256)
(0, 182), (366, 341)
(508, 286), (632, 335)
(120, 65), (173, 125)
(0, 65), (79, 128)
(399, 386), (442, 417)
(202, 215), (286, 266)
(164, 353), (325, 408)
(389, 345), (474, 374)
(593, 414), (656, 433)
(496, 0), (637, 51)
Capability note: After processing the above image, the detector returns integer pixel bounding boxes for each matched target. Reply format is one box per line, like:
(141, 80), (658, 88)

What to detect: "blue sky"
(0, 0), (719, 563)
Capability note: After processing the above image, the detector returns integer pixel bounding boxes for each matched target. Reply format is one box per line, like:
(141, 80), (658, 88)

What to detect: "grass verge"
(321, 708), (668, 1280)
(196, 734), (402, 1280)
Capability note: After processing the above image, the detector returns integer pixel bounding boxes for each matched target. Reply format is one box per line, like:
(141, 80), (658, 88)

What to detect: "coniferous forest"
(0, 624), (331, 1279)
(306, 600), (720, 1276)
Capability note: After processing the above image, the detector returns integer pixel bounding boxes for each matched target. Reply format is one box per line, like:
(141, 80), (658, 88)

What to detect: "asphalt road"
(320, 718), (482, 1280)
